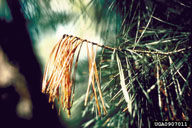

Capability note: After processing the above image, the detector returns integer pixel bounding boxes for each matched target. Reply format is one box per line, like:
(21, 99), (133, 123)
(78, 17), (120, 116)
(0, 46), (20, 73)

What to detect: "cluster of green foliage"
(76, 0), (191, 127)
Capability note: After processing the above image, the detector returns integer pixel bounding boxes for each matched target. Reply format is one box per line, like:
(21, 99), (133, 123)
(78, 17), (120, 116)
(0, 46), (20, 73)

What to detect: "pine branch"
(42, 34), (191, 119)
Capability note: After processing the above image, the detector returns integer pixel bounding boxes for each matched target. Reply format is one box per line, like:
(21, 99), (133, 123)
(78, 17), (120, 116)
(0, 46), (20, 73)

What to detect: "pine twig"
(64, 34), (191, 55)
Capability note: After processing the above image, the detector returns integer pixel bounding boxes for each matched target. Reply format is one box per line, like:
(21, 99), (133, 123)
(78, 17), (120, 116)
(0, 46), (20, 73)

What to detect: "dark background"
(0, 0), (63, 127)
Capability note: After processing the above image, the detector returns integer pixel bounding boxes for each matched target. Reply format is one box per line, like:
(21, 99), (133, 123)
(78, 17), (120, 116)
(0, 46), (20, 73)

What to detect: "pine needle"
(116, 52), (132, 114)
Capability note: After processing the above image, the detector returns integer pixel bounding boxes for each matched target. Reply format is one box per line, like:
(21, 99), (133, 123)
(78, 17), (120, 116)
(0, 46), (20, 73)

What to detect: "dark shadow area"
(0, 0), (64, 127)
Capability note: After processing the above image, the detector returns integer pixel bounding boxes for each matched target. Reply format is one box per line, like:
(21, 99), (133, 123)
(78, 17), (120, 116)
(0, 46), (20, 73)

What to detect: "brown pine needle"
(94, 62), (107, 115)
(90, 44), (101, 116)
(84, 43), (92, 106)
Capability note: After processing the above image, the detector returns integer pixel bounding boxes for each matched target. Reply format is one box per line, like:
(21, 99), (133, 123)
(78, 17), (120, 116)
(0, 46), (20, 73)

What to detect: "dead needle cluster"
(42, 34), (107, 116)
